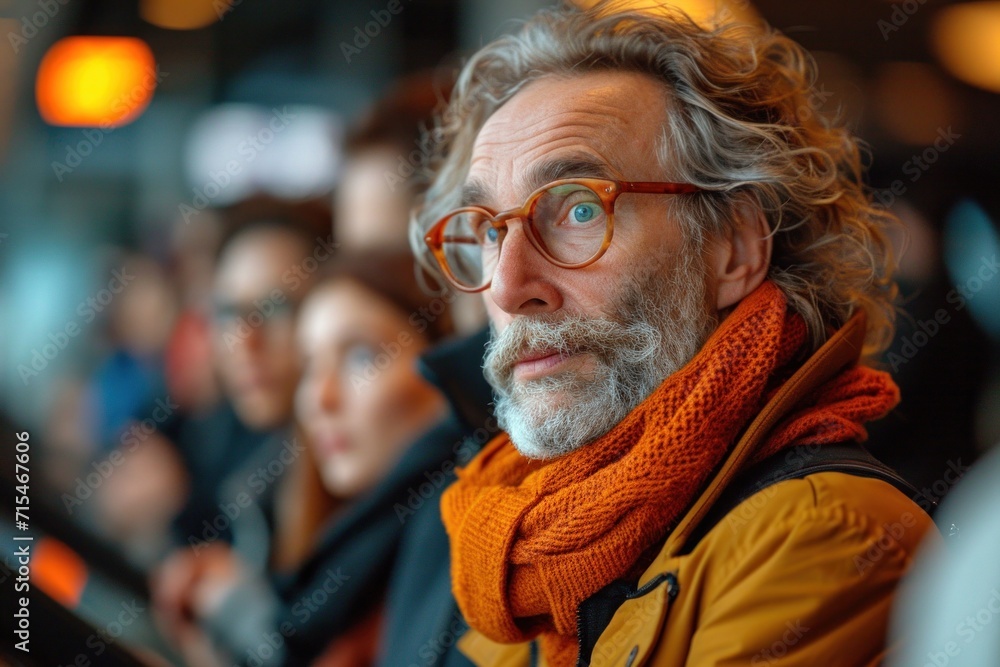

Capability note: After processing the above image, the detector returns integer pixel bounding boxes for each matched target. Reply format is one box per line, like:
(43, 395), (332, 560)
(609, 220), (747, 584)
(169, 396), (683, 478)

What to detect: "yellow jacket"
(456, 313), (939, 666)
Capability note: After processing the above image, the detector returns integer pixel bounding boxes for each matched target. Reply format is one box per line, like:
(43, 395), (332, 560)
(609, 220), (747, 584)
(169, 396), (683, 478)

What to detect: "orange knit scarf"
(440, 281), (900, 666)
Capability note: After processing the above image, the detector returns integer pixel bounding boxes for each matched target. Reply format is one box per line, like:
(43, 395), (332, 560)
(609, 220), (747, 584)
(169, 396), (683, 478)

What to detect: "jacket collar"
(418, 326), (495, 431)
(656, 308), (868, 566)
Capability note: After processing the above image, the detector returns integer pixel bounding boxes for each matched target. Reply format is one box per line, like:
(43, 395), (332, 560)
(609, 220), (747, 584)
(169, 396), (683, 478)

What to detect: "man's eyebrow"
(459, 156), (619, 208)
(460, 180), (490, 208)
(526, 156), (619, 189)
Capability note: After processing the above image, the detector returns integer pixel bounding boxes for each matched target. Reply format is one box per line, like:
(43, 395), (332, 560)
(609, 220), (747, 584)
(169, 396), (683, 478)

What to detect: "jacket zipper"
(574, 572), (679, 666)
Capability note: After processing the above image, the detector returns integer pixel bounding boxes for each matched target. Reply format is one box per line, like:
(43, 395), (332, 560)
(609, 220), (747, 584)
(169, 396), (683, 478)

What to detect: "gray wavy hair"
(411, 1), (899, 355)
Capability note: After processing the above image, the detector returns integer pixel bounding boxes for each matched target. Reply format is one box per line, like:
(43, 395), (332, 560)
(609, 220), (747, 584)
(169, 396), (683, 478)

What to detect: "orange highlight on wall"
(36, 36), (157, 128)
(141, 0), (232, 30)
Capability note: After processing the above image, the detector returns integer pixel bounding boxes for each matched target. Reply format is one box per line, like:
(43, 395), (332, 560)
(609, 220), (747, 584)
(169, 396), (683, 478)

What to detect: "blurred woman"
(281, 250), (452, 665)
(295, 252), (449, 501)
(156, 251), (454, 666)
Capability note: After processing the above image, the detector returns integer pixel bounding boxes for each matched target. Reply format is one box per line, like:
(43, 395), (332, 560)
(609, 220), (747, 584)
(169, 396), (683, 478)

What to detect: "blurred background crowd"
(0, 0), (998, 665)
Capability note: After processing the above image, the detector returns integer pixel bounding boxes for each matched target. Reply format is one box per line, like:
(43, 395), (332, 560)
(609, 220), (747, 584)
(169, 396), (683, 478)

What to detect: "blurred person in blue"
(85, 252), (178, 450)
(87, 207), (322, 567)
(78, 252), (185, 564)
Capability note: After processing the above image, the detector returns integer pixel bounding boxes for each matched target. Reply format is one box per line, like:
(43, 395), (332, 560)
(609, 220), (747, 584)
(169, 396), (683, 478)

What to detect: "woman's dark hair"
(311, 250), (454, 344)
(343, 70), (449, 158)
(214, 196), (331, 262)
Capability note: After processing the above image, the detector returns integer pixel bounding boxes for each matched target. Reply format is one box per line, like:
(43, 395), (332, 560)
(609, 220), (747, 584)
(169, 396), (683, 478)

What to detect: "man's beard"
(483, 248), (717, 460)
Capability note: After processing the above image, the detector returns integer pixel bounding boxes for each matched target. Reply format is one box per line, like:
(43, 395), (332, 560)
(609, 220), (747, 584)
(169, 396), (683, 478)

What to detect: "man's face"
(470, 71), (718, 458)
(211, 229), (309, 431)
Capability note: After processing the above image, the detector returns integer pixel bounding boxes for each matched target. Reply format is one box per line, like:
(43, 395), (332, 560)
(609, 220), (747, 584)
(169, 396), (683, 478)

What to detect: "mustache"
(483, 313), (661, 389)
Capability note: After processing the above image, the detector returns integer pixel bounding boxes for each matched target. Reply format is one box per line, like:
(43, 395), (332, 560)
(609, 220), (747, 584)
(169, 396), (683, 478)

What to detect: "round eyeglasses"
(424, 177), (703, 292)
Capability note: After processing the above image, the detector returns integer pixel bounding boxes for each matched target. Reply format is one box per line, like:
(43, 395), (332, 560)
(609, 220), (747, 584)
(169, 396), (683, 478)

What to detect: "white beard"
(483, 249), (716, 459)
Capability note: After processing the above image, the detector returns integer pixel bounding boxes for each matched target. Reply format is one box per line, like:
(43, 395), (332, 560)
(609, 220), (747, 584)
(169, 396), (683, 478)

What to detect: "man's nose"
(488, 221), (562, 316)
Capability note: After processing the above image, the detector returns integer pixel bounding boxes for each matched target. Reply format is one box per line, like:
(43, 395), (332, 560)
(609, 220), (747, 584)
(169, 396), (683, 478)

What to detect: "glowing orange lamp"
(932, 2), (1000, 94)
(36, 36), (157, 127)
(32, 537), (88, 609)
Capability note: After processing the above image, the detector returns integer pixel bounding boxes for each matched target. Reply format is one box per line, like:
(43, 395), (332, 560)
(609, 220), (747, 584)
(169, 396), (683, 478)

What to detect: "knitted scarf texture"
(440, 280), (900, 666)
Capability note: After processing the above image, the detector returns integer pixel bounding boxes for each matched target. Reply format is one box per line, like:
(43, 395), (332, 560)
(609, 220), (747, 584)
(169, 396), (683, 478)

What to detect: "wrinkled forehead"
(465, 71), (672, 207)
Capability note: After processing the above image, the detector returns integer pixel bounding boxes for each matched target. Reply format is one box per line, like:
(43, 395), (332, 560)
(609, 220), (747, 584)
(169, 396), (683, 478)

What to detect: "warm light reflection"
(572, 0), (758, 26)
(140, 0), (231, 30)
(874, 62), (960, 145)
(932, 1), (1000, 93)
(36, 37), (157, 128)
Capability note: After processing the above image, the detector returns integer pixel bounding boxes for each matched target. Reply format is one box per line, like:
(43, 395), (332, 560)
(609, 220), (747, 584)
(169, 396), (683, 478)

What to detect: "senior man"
(413, 3), (936, 666)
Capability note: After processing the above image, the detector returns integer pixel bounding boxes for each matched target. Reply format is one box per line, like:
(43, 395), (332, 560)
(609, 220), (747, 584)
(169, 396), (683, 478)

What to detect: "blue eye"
(345, 345), (376, 369)
(485, 227), (499, 243)
(570, 203), (599, 224)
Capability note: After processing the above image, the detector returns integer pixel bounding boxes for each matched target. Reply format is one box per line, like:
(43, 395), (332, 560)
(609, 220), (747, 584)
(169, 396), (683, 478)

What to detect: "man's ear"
(706, 204), (773, 311)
